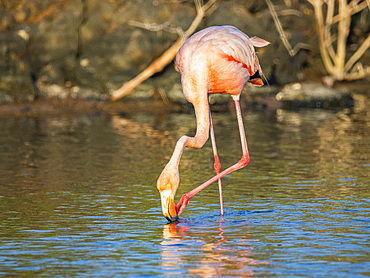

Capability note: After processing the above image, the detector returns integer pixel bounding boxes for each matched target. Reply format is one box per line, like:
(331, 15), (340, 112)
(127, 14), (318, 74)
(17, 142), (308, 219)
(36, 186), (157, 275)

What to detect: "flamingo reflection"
(160, 220), (268, 277)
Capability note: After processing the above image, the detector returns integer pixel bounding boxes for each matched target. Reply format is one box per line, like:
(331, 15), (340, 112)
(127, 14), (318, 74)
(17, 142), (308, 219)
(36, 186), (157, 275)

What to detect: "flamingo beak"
(160, 189), (178, 222)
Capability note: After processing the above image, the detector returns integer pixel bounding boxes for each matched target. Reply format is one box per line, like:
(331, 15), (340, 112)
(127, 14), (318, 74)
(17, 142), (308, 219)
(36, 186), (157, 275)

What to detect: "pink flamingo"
(157, 26), (269, 222)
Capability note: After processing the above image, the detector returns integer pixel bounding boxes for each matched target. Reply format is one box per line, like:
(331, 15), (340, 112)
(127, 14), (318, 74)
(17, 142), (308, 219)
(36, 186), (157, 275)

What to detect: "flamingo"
(157, 25), (270, 222)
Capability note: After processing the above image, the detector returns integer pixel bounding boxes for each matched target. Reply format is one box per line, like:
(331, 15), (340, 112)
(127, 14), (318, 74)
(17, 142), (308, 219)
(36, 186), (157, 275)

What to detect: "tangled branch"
(307, 0), (370, 86)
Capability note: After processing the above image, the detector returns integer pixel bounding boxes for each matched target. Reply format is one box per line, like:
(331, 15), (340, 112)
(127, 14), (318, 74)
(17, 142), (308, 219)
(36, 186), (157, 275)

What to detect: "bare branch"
(194, 0), (202, 13)
(183, 0), (217, 38)
(331, 0), (369, 24)
(326, 34), (337, 62)
(336, 0), (350, 71)
(343, 63), (370, 81)
(128, 20), (183, 36)
(265, 0), (312, 56)
(308, 0), (335, 73)
(344, 35), (370, 72)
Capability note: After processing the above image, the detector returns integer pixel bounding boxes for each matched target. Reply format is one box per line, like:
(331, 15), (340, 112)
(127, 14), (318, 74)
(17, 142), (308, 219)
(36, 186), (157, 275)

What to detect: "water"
(0, 101), (369, 277)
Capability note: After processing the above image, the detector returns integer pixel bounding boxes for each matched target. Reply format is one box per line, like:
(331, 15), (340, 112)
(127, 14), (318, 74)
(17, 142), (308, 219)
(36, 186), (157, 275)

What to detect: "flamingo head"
(157, 166), (179, 222)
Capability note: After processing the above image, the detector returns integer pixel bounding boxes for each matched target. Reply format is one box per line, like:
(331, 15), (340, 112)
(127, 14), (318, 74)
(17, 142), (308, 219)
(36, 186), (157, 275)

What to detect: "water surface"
(0, 102), (369, 277)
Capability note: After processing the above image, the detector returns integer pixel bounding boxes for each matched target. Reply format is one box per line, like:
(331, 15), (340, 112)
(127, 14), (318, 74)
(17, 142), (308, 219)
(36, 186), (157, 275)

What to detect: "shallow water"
(0, 101), (369, 277)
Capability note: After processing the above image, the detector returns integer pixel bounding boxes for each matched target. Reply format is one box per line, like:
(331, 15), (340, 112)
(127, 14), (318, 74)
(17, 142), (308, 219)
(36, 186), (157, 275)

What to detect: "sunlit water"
(0, 100), (369, 277)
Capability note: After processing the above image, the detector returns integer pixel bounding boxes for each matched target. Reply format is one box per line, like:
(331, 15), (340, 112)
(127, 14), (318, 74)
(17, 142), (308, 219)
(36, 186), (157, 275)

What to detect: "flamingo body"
(157, 26), (269, 222)
(177, 26), (265, 98)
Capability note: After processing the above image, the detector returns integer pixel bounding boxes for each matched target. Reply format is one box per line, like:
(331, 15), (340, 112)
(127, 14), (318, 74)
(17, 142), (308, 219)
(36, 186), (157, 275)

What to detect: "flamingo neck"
(167, 98), (210, 170)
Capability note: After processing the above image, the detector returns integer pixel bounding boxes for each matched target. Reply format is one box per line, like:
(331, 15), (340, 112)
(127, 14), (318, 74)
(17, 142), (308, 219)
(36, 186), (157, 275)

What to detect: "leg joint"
(238, 154), (250, 168)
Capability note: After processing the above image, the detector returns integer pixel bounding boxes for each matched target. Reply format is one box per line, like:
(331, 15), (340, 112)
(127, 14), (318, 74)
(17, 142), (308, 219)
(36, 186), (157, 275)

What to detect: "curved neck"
(167, 96), (210, 169)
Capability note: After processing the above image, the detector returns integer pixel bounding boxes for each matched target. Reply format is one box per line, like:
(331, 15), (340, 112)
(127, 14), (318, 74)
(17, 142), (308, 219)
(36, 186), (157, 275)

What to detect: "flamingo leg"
(176, 94), (250, 216)
(208, 97), (224, 216)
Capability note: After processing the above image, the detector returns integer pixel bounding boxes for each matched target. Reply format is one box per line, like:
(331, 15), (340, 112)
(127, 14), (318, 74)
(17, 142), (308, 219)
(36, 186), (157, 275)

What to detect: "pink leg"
(176, 95), (250, 216)
(209, 101), (224, 216)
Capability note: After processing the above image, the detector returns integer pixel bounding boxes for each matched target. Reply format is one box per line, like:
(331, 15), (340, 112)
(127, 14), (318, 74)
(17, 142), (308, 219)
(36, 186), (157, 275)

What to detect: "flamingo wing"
(206, 26), (269, 86)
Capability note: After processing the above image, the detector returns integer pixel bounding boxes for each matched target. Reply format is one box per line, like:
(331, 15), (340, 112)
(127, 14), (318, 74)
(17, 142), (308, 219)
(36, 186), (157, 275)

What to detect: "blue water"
(0, 105), (369, 277)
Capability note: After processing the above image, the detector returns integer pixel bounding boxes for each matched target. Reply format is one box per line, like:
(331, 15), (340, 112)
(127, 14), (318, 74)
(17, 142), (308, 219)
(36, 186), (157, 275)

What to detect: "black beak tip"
(165, 211), (179, 223)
